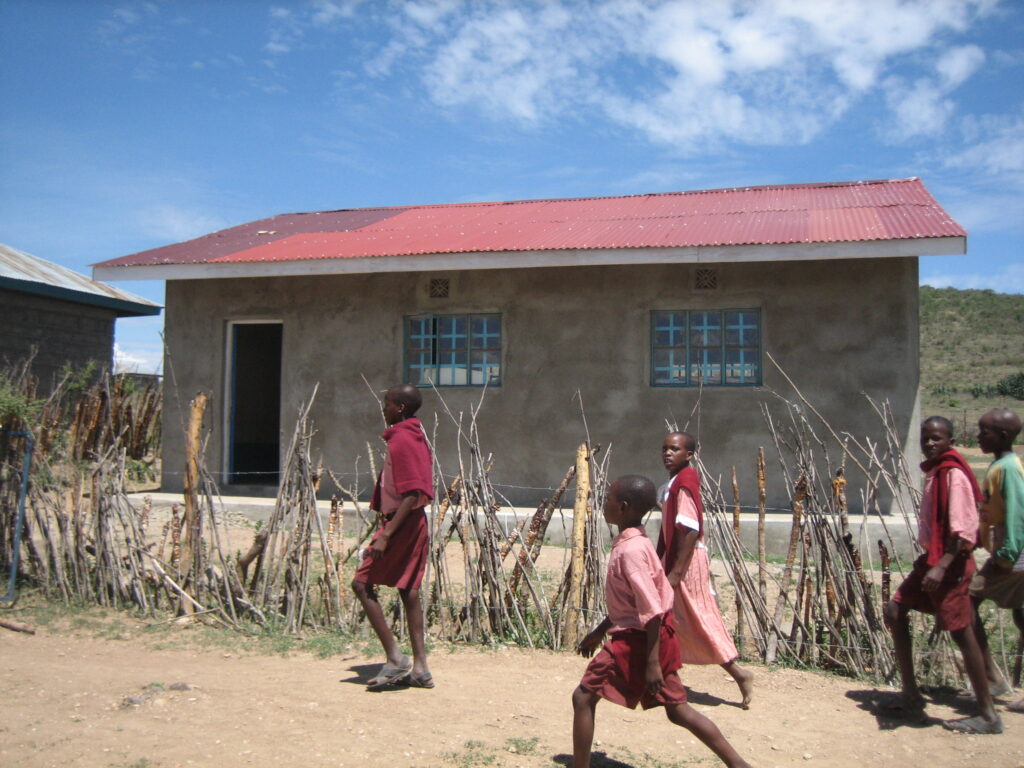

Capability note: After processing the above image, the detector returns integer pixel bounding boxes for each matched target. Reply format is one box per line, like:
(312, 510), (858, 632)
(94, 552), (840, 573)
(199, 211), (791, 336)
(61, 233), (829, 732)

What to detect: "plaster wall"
(160, 257), (921, 512)
(0, 288), (115, 390)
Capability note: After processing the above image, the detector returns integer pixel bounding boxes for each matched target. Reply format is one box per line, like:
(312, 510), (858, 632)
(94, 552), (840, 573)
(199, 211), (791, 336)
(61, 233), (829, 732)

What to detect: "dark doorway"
(228, 322), (282, 485)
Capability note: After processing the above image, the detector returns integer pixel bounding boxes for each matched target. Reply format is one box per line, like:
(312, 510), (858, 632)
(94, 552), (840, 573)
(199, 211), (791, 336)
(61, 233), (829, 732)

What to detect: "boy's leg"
(351, 579), (404, 666)
(398, 586), (431, 681)
(665, 702), (751, 768)
(946, 624), (1002, 732)
(571, 685), (599, 768)
(971, 597), (1011, 694)
(721, 658), (754, 709)
(882, 599), (924, 708)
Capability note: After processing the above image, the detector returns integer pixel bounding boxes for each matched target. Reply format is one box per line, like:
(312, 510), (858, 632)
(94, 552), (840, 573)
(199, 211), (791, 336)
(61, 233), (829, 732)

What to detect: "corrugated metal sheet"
(1, 243), (160, 316)
(95, 177), (965, 269)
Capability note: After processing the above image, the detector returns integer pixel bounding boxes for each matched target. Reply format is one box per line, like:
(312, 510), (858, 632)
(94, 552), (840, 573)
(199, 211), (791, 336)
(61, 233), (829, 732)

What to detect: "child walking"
(352, 384), (434, 690)
(969, 408), (1024, 712)
(882, 416), (1001, 734)
(571, 474), (751, 768)
(658, 432), (754, 708)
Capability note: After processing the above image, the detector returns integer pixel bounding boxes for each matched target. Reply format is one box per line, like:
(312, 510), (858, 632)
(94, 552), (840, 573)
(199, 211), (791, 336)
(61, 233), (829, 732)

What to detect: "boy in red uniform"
(352, 384), (434, 690)
(571, 475), (751, 768)
(658, 431), (754, 708)
(881, 416), (1002, 734)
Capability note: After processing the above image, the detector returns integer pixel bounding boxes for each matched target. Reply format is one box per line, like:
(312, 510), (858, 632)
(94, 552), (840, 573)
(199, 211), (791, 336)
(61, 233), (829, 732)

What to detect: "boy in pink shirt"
(352, 384), (434, 690)
(882, 416), (1001, 734)
(571, 475), (751, 768)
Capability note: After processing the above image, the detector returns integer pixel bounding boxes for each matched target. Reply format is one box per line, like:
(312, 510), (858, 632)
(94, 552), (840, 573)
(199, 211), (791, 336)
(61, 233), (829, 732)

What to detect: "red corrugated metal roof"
(95, 178), (965, 269)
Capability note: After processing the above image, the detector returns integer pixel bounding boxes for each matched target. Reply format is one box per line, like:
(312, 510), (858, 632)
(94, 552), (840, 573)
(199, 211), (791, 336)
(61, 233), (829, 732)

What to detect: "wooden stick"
(0, 617), (36, 635)
(564, 443), (590, 650)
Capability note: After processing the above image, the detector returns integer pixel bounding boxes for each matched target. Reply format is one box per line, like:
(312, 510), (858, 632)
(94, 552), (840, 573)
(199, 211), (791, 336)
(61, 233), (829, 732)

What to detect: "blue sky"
(2, 0), (1022, 374)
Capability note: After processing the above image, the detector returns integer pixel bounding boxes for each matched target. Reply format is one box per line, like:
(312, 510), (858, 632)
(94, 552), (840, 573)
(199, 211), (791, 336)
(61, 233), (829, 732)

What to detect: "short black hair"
(612, 474), (657, 515)
(922, 415), (954, 437)
(389, 384), (423, 416)
(667, 431), (696, 452)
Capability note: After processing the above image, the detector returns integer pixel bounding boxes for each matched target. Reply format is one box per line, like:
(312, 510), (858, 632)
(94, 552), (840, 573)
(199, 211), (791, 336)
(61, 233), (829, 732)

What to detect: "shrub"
(996, 372), (1024, 400)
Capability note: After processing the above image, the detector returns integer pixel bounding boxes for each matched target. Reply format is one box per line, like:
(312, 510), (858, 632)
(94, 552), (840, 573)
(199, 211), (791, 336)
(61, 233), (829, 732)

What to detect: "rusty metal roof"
(1, 243), (160, 316)
(94, 178), (965, 271)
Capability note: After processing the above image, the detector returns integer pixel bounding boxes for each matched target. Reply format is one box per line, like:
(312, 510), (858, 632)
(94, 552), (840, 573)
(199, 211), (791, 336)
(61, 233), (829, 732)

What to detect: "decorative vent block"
(694, 268), (718, 290)
(429, 278), (450, 298)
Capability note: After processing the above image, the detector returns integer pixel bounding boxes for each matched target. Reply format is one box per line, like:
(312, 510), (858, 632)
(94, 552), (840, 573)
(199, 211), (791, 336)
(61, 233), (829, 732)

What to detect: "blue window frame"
(651, 309), (761, 386)
(405, 313), (502, 387)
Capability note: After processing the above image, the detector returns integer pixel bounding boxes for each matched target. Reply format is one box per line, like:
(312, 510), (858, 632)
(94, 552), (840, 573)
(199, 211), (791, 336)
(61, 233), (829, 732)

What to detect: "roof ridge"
(295, 177), (923, 216)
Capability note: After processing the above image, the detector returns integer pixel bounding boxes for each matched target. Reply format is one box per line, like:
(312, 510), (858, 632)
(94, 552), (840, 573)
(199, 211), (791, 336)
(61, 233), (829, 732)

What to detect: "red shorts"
(579, 616), (687, 710)
(353, 510), (429, 590)
(894, 553), (975, 631)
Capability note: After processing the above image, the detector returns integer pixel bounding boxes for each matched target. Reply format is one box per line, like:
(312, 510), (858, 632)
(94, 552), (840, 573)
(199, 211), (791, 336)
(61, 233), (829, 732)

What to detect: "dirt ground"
(2, 613), (1023, 768)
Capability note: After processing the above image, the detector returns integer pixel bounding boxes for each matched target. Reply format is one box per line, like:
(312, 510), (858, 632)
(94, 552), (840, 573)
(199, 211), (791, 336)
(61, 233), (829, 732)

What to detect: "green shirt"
(981, 453), (1024, 566)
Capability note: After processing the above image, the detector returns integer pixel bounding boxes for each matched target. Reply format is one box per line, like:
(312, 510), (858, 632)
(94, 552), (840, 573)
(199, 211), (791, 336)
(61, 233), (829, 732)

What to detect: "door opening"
(227, 322), (282, 485)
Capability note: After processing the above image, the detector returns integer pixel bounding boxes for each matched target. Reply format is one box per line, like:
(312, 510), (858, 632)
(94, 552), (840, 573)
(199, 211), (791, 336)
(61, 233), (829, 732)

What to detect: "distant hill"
(919, 285), (1024, 440)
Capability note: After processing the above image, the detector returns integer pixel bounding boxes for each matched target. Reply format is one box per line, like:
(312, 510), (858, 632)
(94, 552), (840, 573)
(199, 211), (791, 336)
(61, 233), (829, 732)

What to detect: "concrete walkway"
(126, 490), (918, 560)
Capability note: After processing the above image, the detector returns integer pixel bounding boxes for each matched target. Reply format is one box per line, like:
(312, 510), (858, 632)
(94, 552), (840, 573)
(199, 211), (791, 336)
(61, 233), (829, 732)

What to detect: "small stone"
(169, 682), (192, 691)
(803, 753), (813, 760)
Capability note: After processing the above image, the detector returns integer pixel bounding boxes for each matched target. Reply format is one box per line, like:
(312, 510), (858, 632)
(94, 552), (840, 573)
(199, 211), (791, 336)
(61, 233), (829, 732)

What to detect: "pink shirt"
(918, 465), (979, 549)
(605, 527), (674, 632)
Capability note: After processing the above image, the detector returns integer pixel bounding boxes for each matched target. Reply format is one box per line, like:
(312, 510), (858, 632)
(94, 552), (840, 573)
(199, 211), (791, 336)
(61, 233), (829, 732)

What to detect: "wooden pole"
(565, 443), (591, 650)
(179, 391), (208, 615)
(767, 472), (806, 664)
(757, 447), (767, 603)
(731, 466), (744, 655)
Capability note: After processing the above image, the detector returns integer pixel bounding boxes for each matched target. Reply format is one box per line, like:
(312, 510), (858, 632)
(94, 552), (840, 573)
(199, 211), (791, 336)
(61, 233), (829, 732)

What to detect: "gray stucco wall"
(0, 288), (115, 390)
(160, 256), (920, 512)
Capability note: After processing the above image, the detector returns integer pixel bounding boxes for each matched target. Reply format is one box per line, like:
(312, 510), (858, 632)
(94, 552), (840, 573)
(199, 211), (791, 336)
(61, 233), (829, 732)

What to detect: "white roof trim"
(93, 236), (966, 282)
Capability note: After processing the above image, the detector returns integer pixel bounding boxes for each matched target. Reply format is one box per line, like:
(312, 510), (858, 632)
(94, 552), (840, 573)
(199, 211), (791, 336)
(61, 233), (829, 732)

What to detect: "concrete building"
(93, 178), (965, 510)
(1, 244), (160, 391)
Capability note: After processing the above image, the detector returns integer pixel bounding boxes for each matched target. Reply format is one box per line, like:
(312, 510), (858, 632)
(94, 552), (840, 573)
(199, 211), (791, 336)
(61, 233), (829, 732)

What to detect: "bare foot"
(734, 667), (754, 709)
(723, 662), (754, 709)
(1008, 697), (1024, 713)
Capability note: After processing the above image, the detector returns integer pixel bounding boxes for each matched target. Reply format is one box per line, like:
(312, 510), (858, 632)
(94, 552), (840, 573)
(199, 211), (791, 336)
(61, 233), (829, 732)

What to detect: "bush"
(996, 372), (1024, 400)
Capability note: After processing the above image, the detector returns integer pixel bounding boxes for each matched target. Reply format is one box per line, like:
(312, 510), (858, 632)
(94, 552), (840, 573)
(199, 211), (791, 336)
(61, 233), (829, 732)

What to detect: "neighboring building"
(93, 178), (964, 509)
(1, 244), (160, 391)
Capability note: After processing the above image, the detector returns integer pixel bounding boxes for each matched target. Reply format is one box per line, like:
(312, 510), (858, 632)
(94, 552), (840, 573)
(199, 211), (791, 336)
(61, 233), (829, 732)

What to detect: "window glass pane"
(688, 346), (722, 385)
(725, 347), (759, 385)
(471, 316), (501, 349)
(653, 349), (687, 385)
(653, 312), (686, 348)
(470, 350), (501, 385)
(437, 349), (468, 385)
(725, 311), (759, 347)
(689, 311), (721, 347)
(437, 316), (467, 350)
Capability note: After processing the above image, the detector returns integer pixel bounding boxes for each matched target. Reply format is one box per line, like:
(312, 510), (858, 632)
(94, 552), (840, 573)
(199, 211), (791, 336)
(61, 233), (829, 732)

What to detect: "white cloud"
(937, 44), (986, 88)
(351, 0), (999, 154)
(945, 112), (1024, 176)
(921, 262), (1024, 293)
(137, 205), (228, 242)
(113, 342), (162, 374)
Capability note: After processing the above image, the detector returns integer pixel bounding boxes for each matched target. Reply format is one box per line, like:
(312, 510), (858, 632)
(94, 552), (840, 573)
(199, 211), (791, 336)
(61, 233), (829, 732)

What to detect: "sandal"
(366, 656), (412, 690)
(942, 715), (1004, 735)
(401, 672), (435, 689)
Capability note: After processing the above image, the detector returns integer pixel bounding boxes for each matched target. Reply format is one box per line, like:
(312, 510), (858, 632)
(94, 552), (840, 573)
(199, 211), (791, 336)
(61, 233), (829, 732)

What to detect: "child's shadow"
(845, 688), (941, 731)
(552, 752), (634, 767)
(338, 663), (406, 693)
(685, 687), (739, 708)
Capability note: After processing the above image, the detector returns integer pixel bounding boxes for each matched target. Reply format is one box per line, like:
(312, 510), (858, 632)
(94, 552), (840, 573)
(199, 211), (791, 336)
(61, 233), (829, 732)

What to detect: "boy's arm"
(644, 613), (665, 695)
(370, 490), (421, 559)
(577, 617), (612, 658)
(923, 467), (980, 591)
(666, 528), (699, 586)
(922, 534), (971, 591)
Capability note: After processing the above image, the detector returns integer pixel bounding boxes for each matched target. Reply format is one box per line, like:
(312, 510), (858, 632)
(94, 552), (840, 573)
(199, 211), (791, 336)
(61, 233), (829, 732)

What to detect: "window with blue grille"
(405, 314), (502, 387)
(651, 309), (761, 386)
